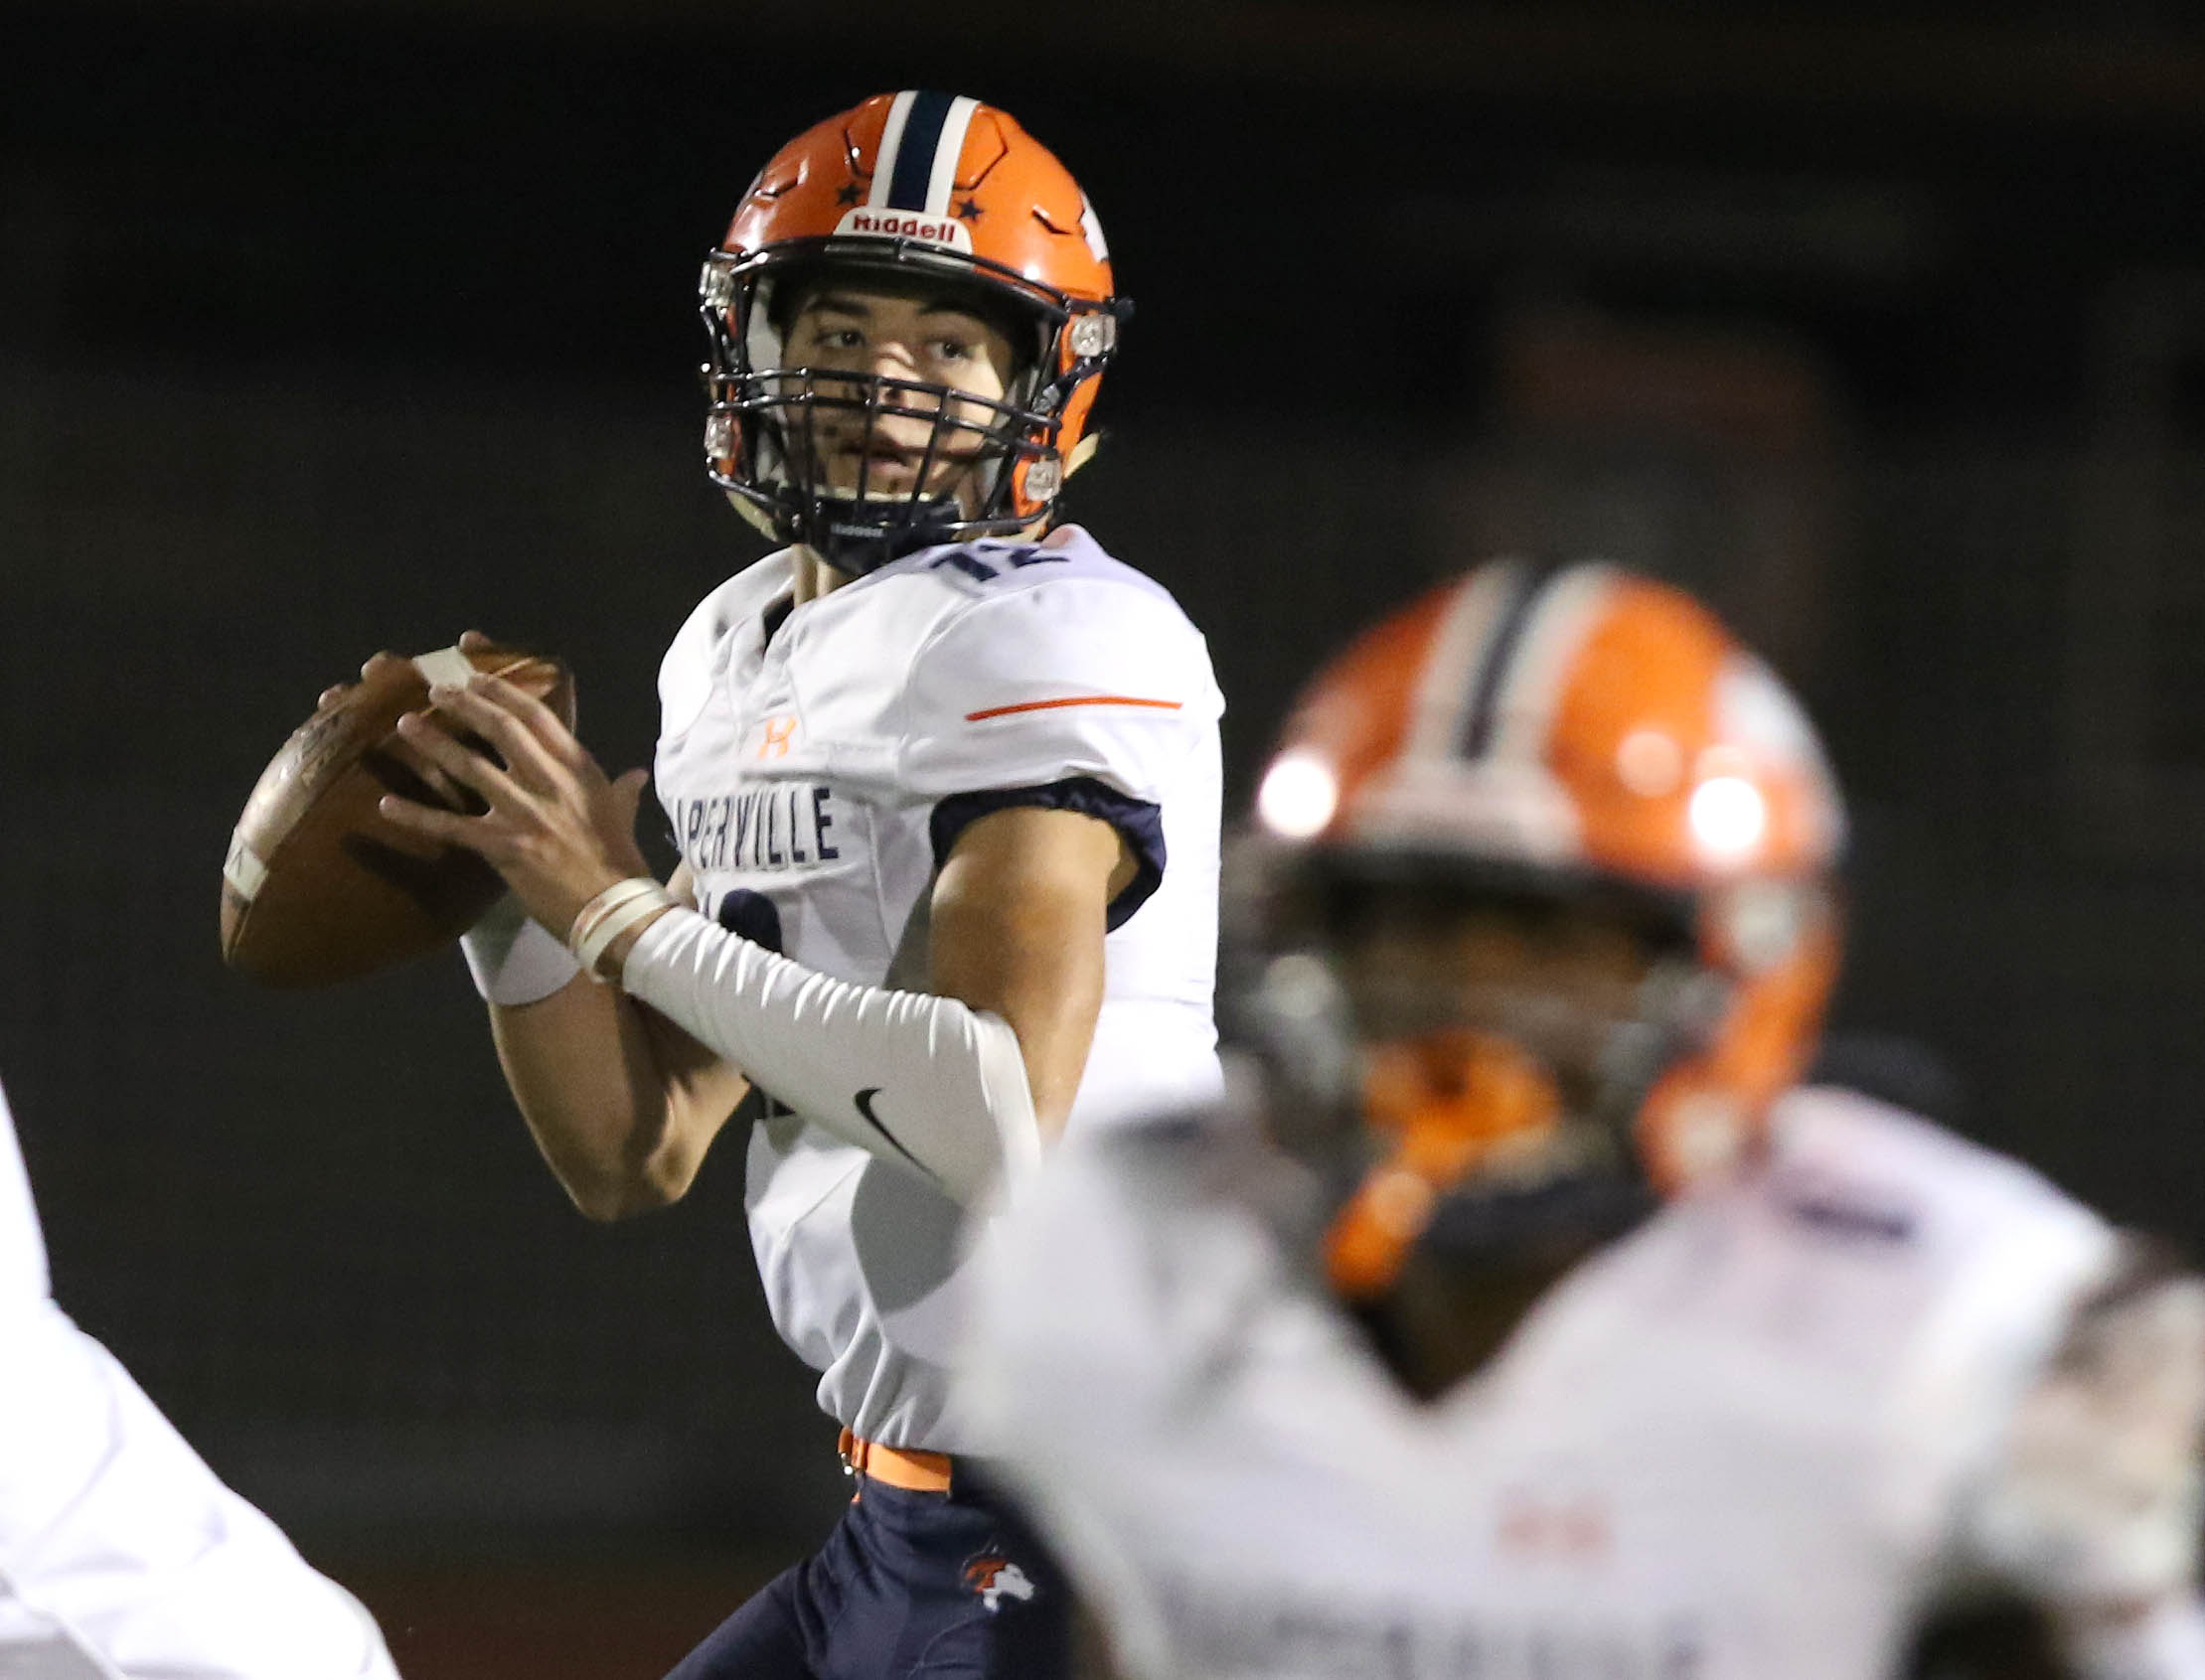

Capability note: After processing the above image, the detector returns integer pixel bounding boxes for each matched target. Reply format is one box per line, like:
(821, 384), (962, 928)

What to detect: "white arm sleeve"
(620, 905), (1040, 1206)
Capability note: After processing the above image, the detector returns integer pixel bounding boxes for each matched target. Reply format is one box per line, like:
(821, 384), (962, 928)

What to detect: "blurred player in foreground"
(969, 560), (2205, 1680)
(0, 1077), (398, 1677)
(370, 91), (1222, 1678)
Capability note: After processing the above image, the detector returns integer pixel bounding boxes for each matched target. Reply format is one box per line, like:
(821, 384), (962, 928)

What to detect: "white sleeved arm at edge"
(1961, 1259), (2205, 1680)
(620, 906), (1040, 1206)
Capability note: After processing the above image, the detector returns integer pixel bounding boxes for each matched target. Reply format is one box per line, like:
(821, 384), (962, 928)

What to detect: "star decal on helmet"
(955, 197), (986, 223)
(836, 182), (863, 207)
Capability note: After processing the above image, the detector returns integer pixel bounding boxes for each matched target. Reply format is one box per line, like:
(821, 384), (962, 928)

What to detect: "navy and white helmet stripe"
(1457, 561), (1567, 760)
(866, 90), (982, 217)
(1398, 560), (1620, 774)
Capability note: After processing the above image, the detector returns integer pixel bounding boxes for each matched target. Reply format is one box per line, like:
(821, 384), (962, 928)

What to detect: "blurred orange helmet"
(1239, 559), (1844, 1298)
(699, 91), (1125, 572)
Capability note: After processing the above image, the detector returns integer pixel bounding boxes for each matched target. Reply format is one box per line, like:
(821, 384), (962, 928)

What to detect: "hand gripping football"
(220, 644), (576, 987)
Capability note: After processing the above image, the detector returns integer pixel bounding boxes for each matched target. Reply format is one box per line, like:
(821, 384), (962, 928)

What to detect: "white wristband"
(459, 894), (581, 1005)
(568, 877), (681, 982)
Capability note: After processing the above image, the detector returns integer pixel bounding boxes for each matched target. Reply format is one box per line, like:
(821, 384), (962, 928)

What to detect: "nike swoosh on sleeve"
(853, 1087), (929, 1176)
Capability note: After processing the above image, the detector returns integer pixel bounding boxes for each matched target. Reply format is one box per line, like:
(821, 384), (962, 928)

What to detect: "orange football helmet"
(699, 91), (1125, 572)
(1237, 559), (1845, 1299)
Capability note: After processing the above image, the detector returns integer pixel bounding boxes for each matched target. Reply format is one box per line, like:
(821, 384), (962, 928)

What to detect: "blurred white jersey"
(0, 1080), (399, 1679)
(1, 1078), (47, 1306)
(655, 524), (1224, 1451)
(970, 1085), (2198, 1680)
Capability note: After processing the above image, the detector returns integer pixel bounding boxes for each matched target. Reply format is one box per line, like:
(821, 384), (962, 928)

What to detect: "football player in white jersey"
(965, 560), (2205, 1680)
(0, 1077), (400, 1677)
(371, 92), (1222, 1678)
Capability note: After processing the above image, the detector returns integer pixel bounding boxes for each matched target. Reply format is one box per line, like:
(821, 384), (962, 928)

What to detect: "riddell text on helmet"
(833, 208), (975, 251)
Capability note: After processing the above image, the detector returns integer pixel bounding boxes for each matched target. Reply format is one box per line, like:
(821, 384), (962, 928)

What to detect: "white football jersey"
(654, 524), (1224, 1451)
(969, 1086), (2163, 1680)
(0, 1079), (48, 1306)
(0, 1077), (397, 1677)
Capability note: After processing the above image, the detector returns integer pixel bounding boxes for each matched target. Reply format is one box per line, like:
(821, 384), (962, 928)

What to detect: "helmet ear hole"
(1705, 879), (1819, 975)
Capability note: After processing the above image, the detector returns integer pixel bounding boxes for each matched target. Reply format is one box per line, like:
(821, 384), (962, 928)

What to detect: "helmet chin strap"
(803, 489), (966, 575)
(720, 485), (965, 579)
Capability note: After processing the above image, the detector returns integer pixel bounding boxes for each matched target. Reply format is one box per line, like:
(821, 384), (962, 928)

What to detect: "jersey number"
(927, 545), (1066, 584)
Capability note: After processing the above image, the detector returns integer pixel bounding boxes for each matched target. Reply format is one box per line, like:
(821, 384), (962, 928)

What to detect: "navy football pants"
(664, 1471), (1069, 1680)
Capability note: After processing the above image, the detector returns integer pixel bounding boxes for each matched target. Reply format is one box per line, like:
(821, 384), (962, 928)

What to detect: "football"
(220, 644), (576, 987)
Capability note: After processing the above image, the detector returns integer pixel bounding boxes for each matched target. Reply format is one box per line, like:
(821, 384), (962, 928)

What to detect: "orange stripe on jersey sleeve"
(963, 694), (1184, 723)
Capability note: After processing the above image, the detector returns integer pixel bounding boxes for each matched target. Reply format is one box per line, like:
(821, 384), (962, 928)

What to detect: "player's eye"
(932, 336), (974, 362)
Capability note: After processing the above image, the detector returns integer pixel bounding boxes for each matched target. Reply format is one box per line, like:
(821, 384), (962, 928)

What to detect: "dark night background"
(7, 2), (2205, 1670)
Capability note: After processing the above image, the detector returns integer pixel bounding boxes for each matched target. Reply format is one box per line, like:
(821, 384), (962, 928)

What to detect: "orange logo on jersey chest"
(756, 714), (799, 759)
(1497, 1490), (1611, 1560)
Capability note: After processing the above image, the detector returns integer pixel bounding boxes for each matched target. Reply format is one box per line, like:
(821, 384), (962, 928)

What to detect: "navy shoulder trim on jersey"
(1768, 1162), (1919, 1245)
(929, 777), (1166, 932)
